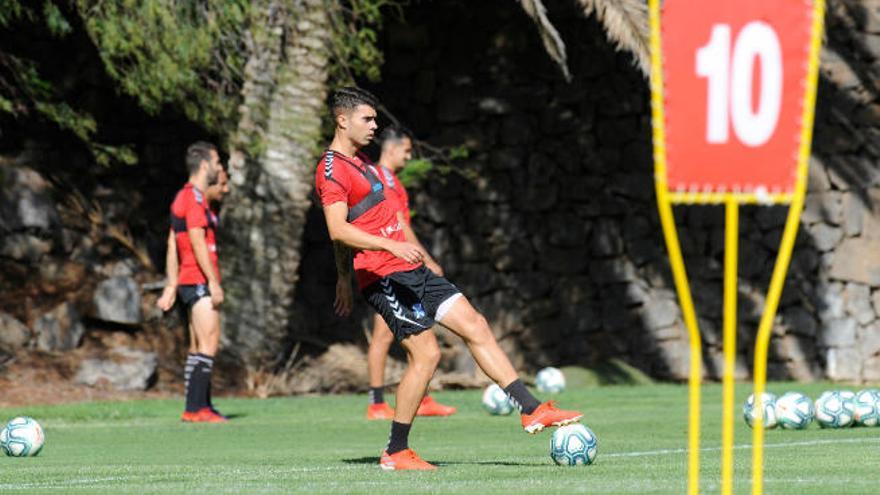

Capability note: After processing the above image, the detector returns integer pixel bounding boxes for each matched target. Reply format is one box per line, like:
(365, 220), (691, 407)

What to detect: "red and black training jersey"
(377, 164), (411, 225)
(314, 150), (420, 289)
(169, 183), (219, 285)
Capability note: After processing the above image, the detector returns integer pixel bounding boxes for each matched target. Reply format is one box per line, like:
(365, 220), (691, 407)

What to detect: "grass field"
(0, 382), (878, 494)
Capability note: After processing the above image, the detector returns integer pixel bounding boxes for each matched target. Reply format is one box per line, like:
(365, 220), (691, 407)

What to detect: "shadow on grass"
(435, 460), (547, 467)
(342, 457), (545, 467)
(559, 359), (654, 388)
(342, 457), (380, 465)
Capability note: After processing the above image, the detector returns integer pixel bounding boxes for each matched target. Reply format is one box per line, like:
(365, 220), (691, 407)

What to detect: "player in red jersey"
(316, 87), (583, 471)
(156, 141), (227, 423)
(158, 164), (230, 420)
(334, 125), (456, 420)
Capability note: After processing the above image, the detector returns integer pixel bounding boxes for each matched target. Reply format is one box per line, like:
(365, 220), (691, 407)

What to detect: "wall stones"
(284, 0), (880, 384)
(0, 312), (30, 348)
(34, 302), (84, 352)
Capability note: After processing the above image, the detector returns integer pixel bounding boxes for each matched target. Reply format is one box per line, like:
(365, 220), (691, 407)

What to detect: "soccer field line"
(0, 476), (129, 490)
(0, 465), (369, 490)
(604, 435), (880, 459)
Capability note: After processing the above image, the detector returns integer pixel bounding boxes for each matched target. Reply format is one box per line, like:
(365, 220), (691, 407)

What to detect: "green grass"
(0, 382), (878, 494)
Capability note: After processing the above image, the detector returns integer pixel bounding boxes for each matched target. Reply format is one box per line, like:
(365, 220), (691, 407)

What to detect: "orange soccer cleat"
(367, 402), (396, 420)
(416, 395), (457, 417)
(186, 407), (229, 423)
(520, 401), (582, 434)
(180, 410), (199, 422)
(379, 449), (437, 471)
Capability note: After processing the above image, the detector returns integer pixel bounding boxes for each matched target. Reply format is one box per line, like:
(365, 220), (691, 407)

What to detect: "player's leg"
(183, 322), (198, 413)
(366, 313), (396, 419)
(437, 295), (582, 433)
(380, 329), (439, 470)
(188, 296), (226, 422)
(364, 274), (438, 469)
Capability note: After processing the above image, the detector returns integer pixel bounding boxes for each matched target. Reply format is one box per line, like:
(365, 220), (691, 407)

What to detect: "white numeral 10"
(696, 22), (783, 147)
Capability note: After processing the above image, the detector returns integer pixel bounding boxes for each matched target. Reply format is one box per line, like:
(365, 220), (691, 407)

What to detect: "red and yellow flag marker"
(648, 1), (825, 493)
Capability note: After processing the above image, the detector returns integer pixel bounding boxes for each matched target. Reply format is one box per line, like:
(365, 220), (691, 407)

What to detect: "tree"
(74, 0), (392, 368)
(0, 1), (136, 165)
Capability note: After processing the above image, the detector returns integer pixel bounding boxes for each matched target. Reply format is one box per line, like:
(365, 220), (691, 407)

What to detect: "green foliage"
(398, 143), (476, 191)
(77, 0), (249, 135)
(397, 157), (432, 188)
(329, 0), (404, 84)
(42, 1), (71, 36)
(1, 0), (395, 167)
(0, 0), (27, 28)
(0, 2), (136, 166)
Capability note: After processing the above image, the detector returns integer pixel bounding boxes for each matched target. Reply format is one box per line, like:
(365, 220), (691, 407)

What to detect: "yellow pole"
(649, 2), (701, 493)
(752, 2), (825, 494)
(721, 199), (739, 495)
(656, 195), (703, 495)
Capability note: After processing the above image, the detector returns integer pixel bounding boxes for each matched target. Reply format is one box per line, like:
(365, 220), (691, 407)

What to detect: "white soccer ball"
(815, 391), (855, 428)
(535, 367), (566, 393)
(0, 417), (45, 457)
(853, 389), (880, 427)
(837, 389), (856, 404)
(482, 384), (515, 415)
(550, 424), (598, 466)
(743, 392), (778, 429)
(775, 392), (814, 430)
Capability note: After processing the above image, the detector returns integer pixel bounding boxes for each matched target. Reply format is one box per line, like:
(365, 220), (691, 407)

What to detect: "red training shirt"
(169, 183), (220, 285)
(315, 150), (420, 289)
(377, 164), (411, 225)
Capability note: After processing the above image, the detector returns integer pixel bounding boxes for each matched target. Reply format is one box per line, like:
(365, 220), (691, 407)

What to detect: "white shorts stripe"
(434, 293), (463, 322)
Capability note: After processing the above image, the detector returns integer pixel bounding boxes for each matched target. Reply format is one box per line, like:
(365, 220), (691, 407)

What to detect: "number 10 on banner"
(650, 1), (825, 495)
(698, 22), (782, 147)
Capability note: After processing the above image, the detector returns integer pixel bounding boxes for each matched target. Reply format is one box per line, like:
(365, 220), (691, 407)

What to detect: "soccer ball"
(814, 391), (855, 428)
(535, 367), (566, 393)
(838, 390), (856, 401)
(853, 389), (880, 427)
(0, 417), (45, 457)
(743, 392), (778, 429)
(550, 424), (598, 466)
(482, 384), (515, 415)
(775, 392), (814, 430)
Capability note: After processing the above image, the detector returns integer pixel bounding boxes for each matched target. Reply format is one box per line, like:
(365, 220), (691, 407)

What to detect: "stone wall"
(294, 0), (880, 383)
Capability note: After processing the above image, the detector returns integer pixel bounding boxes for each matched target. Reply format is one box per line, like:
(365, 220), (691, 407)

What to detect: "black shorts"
(363, 266), (462, 340)
(177, 284), (211, 309)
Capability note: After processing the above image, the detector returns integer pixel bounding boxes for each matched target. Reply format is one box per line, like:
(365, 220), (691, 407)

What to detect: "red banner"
(660, 0), (816, 195)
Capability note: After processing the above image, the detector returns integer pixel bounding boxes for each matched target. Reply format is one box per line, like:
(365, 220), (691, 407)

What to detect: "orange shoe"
(180, 410), (199, 422)
(367, 403), (395, 420)
(379, 449), (437, 471)
(521, 401), (582, 434)
(190, 407), (229, 423)
(416, 396), (457, 417)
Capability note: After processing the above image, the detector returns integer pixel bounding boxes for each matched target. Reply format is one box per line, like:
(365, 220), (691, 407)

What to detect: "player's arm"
(322, 201), (425, 264)
(188, 227), (224, 306)
(398, 211), (443, 276)
(333, 241), (353, 317)
(157, 229), (178, 311)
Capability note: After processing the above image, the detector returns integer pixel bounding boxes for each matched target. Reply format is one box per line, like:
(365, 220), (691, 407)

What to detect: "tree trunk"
(221, 0), (331, 368)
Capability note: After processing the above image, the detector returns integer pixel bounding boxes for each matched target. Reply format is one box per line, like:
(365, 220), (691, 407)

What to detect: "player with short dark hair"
(157, 141), (227, 423)
(334, 124), (456, 420)
(159, 163), (230, 417)
(316, 87), (583, 471)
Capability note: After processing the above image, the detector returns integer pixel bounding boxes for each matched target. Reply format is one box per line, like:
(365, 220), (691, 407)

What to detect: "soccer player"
(334, 125), (456, 420)
(158, 164), (230, 417)
(156, 141), (227, 423)
(315, 87), (583, 471)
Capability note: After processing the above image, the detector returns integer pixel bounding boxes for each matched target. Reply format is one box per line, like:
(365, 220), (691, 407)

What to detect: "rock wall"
(2, 0), (879, 389)
(293, 0), (880, 382)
